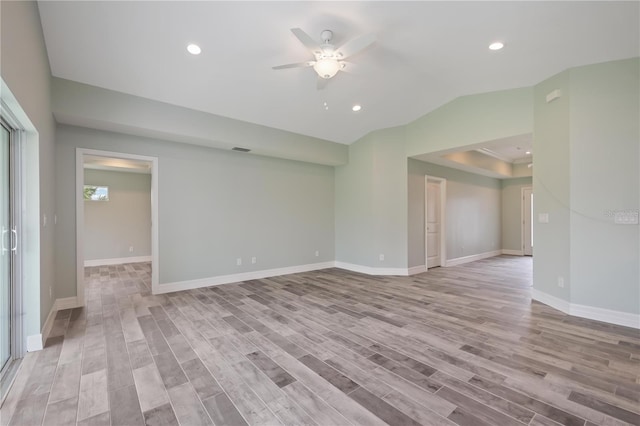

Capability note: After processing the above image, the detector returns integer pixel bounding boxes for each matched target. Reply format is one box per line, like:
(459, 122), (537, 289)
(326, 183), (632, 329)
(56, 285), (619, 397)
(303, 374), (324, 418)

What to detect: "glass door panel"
(0, 123), (11, 374)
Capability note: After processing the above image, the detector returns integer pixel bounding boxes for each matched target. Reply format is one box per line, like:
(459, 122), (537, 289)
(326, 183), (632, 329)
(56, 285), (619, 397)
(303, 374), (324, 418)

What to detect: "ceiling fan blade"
(339, 61), (359, 74)
(336, 33), (376, 59)
(272, 61), (314, 70)
(316, 77), (329, 91)
(291, 28), (320, 51)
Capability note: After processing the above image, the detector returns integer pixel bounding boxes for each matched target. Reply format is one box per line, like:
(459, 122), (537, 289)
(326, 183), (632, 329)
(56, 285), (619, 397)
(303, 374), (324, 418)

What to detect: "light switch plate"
(538, 213), (549, 223)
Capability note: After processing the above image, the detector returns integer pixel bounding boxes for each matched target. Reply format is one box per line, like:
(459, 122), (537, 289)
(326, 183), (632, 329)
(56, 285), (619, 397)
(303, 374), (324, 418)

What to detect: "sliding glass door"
(0, 121), (13, 377)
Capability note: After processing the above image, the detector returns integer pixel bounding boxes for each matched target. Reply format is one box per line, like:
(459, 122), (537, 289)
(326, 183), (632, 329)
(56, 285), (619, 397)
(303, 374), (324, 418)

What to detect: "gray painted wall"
(84, 169), (151, 261)
(502, 177), (533, 252)
(56, 125), (335, 295)
(1, 1), (56, 333)
(408, 159), (502, 268)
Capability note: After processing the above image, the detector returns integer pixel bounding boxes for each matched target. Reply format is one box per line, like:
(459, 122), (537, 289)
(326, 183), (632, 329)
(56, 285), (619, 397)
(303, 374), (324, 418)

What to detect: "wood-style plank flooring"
(2, 256), (639, 425)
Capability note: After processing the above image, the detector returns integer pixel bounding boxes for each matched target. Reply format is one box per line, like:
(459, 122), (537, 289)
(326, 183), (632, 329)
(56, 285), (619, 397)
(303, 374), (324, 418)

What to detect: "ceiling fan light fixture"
(313, 58), (341, 79)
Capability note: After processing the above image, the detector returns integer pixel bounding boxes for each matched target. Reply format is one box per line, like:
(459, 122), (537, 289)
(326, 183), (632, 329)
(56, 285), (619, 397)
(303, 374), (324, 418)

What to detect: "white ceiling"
(38, 1), (639, 144)
(478, 134), (533, 163)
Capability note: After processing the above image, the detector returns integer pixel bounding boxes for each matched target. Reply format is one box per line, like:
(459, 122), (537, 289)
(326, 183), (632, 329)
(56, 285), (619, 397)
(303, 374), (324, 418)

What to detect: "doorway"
(425, 176), (446, 268)
(522, 187), (533, 256)
(76, 149), (159, 302)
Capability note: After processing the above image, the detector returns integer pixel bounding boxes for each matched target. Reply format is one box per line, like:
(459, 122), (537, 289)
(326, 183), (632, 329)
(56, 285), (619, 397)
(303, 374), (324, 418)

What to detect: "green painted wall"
(335, 126), (408, 268)
(406, 87), (534, 157)
(501, 177), (533, 253)
(56, 125), (335, 292)
(569, 58), (639, 314)
(408, 159), (502, 268)
(1, 1), (56, 335)
(533, 70), (572, 301)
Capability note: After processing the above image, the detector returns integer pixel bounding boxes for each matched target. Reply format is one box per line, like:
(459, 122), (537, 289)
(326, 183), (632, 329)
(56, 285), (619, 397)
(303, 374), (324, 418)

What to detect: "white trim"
(425, 176), (446, 269)
(26, 334), (43, 352)
(531, 288), (571, 313)
(502, 249), (524, 256)
(84, 256), (152, 267)
(334, 262), (409, 276)
(156, 262), (334, 294)
(532, 289), (639, 329)
(77, 149), (159, 301)
(444, 250), (502, 267)
(36, 302), (57, 351)
(408, 265), (427, 275)
(570, 303), (640, 329)
(55, 297), (81, 311)
(30, 296), (82, 352)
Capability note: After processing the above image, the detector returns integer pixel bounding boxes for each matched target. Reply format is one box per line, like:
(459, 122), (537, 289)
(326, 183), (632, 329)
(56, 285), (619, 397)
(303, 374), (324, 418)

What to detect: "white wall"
(84, 169), (151, 262)
(408, 159), (502, 268)
(56, 125), (335, 296)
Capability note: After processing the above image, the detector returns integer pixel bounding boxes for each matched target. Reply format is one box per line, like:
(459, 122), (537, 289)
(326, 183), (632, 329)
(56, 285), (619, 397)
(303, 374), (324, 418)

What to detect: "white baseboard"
(334, 262), (409, 276)
(502, 249), (524, 256)
(571, 303), (640, 329)
(56, 297), (81, 310)
(444, 250), (502, 267)
(156, 261), (335, 294)
(26, 334), (43, 352)
(31, 296), (82, 352)
(531, 288), (571, 313)
(408, 265), (427, 275)
(34, 301), (58, 352)
(85, 255), (152, 267)
(532, 289), (639, 329)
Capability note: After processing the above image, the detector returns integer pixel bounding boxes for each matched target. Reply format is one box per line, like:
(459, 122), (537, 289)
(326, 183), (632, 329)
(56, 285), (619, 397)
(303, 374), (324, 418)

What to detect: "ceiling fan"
(273, 28), (376, 89)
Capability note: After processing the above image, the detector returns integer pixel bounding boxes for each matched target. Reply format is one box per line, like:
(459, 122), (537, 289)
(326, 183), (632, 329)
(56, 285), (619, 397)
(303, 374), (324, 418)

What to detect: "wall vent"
(232, 147), (251, 152)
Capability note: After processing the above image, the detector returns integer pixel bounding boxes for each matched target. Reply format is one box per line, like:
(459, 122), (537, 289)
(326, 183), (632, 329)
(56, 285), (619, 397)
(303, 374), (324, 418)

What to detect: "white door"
(426, 181), (441, 268)
(523, 187), (533, 256)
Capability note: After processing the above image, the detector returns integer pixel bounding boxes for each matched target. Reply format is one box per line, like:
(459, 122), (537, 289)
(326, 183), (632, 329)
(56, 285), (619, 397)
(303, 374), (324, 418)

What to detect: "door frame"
(0, 102), (25, 399)
(76, 148), (159, 303)
(521, 186), (533, 256)
(425, 175), (446, 269)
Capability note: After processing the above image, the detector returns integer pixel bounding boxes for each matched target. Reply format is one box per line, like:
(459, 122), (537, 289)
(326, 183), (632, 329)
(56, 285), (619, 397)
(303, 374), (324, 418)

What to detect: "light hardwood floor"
(1, 256), (639, 425)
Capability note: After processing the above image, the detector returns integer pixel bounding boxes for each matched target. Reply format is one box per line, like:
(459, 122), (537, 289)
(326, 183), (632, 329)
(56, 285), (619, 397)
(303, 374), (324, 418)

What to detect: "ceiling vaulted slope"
(39, 1), (639, 145)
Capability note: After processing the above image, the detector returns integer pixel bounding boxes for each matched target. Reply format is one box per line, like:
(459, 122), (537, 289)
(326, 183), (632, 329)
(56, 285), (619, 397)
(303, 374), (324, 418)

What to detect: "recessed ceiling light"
(526, 151), (531, 155)
(352, 105), (362, 112)
(489, 41), (504, 51)
(187, 44), (201, 55)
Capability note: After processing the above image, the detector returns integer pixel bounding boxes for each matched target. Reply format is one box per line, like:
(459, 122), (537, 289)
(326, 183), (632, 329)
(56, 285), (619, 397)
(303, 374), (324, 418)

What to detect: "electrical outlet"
(379, 254), (385, 261)
(129, 246), (134, 252)
(315, 250), (319, 257)
(251, 257), (256, 264)
(558, 277), (564, 288)
(236, 258), (242, 266)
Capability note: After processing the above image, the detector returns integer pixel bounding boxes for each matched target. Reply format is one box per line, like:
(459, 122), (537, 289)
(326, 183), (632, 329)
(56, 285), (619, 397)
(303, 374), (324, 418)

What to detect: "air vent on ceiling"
(232, 147), (251, 152)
